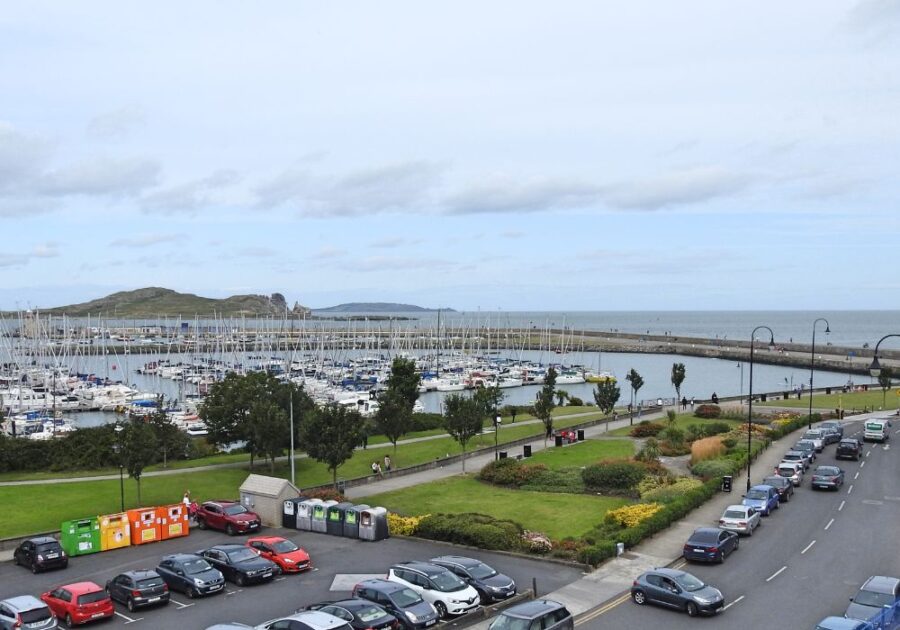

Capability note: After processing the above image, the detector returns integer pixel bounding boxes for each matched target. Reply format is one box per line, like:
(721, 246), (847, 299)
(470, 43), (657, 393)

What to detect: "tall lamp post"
(747, 326), (776, 492)
(494, 411), (501, 460)
(113, 424), (125, 512)
(808, 318), (831, 429)
(869, 334), (900, 414)
(736, 362), (744, 408)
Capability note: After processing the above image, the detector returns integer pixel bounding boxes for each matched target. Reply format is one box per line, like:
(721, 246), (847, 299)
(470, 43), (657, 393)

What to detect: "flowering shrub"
(637, 474), (672, 497)
(694, 404), (721, 419)
(629, 422), (665, 438)
(605, 503), (663, 528)
(641, 477), (702, 502)
(387, 513), (429, 536)
(522, 530), (552, 553)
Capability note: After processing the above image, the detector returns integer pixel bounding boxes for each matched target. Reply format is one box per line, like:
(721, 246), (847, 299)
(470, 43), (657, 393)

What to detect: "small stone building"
(238, 474), (302, 527)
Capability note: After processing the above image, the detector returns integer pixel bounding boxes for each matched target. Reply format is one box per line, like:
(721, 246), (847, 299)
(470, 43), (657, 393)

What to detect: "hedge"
(416, 512), (524, 551)
(629, 422), (665, 438)
(582, 459), (647, 491)
(694, 404), (721, 419)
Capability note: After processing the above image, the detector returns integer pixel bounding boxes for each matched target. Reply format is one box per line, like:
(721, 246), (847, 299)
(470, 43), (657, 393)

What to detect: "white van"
(863, 420), (889, 443)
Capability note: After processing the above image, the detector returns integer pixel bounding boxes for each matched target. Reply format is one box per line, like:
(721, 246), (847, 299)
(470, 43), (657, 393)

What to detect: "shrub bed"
(690, 436), (726, 465)
(694, 404), (721, 418)
(582, 459), (647, 492)
(629, 422), (665, 438)
(416, 512), (524, 551)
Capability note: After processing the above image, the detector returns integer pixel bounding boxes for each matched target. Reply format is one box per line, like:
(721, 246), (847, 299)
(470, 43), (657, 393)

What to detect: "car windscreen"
(35, 543), (61, 553)
(355, 606), (389, 623)
(77, 591), (109, 605)
(796, 441), (813, 448)
(746, 490), (767, 500)
(183, 558), (213, 574)
(223, 505), (248, 516)
(673, 573), (705, 592)
(20, 607), (52, 622)
(764, 477), (785, 486)
(137, 577), (165, 589)
(468, 562), (498, 580)
(227, 548), (259, 563)
(723, 509), (746, 519)
(391, 588), (424, 607)
(815, 467), (839, 476)
(854, 590), (894, 608)
(490, 614), (533, 630)
(429, 571), (466, 592)
(273, 540), (299, 553)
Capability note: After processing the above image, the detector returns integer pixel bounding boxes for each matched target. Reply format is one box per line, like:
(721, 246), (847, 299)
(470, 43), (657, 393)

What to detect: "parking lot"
(0, 526), (584, 629)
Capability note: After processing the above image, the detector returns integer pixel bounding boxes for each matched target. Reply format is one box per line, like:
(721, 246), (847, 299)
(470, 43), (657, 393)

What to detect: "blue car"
(742, 485), (780, 516)
(814, 616), (874, 630)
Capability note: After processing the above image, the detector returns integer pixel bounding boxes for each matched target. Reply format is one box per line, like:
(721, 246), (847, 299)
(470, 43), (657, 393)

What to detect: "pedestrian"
(656, 398), (662, 408)
(637, 404), (642, 419)
(383, 454), (392, 472)
(371, 461), (378, 475)
(375, 462), (383, 477)
(681, 396), (688, 411)
(711, 392), (719, 405)
(182, 490), (191, 510)
(690, 397), (695, 409)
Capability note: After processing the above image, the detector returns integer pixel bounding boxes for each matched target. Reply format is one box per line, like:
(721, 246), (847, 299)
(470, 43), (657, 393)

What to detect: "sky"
(1, 1), (899, 312)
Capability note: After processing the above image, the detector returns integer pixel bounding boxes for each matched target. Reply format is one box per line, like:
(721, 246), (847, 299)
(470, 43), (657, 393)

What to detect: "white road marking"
(862, 500), (884, 505)
(824, 518), (835, 530)
(867, 450), (872, 457)
(766, 566), (788, 582)
(723, 595), (745, 610)
(225, 588), (243, 597)
(801, 540), (816, 554)
(847, 485), (854, 495)
(839, 500), (846, 511)
(275, 577), (287, 582)
(169, 598), (193, 609)
(854, 472), (860, 480)
(115, 611), (142, 624)
(860, 461), (865, 468)
(884, 444), (890, 451)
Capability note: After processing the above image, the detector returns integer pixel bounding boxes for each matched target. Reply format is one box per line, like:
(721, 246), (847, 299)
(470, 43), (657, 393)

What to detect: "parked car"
(304, 598), (400, 630)
(810, 465), (845, 490)
(802, 430), (826, 452)
(195, 500), (261, 535)
(40, 582), (114, 627)
(156, 554), (225, 598)
(198, 544), (277, 586)
(0, 595), (57, 630)
(815, 617), (874, 629)
(782, 450), (810, 471)
(837, 438), (863, 461)
(762, 475), (795, 503)
(247, 536), (311, 573)
(863, 420), (889, 443)
(819, 426), (842, 445)
(105, 570), (169, 611)
(845, 576), (900, 622)
(351, 579), (439, 630)
(487, 600), (573, 630)
(682, 527), (739, 564)
(794, 440), (818, 461)
(742, 485), (780, 516)
(255, 610), (353, 630)
(718, 505), (760, 536)
(387, 562), (480, 618)
(819, 420), (844, 439)
(776, 462), (803, 486)
(429, 556), (516, 603)
(631, 568), (724, 617)
(13, 537), (68, 574)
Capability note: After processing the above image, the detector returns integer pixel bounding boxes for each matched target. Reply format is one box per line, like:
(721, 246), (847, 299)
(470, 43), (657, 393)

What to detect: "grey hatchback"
(0, 596), (57, 630)
(631, 568), (724, 617)
(488, 600), (572, 630)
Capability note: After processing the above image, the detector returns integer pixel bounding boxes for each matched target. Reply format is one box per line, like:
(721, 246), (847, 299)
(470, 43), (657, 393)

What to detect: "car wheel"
(127, 597), (136, 612)
(435, 602), (448, 619)
(783, 493), (790, 503)
(31, 562), (39, 574)
(686, 602), (699, 617)
(747, 524), (753, 537)
(632, 590), (646, 605)
(226, 524), (235, 536)
(186, 587), (198, 599)
(236, 573), (246, 586)
(65, 613), (74, 628)
(733, 538), (740, 551)
(196, 518), (207, 530)
(12, 555), (19, 566)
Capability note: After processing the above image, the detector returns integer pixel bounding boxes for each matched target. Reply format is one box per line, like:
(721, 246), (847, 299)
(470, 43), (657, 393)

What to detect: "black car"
(157, 553), (225, 598)
(836, 438), (863, 461)
(304, 598), (400, 630)
(682, 528), (739, 564)
(352, 579), (439, 630)
(106, 570), (170, 611)
(631, 568), (724, 617)
(488, 599), (573, 630)
(762, 475), (794, 503)
(429, 556), (516, 603)
(819, 420), (844, 439)
(198, 544), (277, 586)
(12, 537), (67, 574)
(819, 426), (842, 445)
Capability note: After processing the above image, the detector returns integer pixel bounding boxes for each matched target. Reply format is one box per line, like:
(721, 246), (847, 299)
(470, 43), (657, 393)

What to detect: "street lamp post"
(747, 326), (776, 492)
(869, 334), (900, 414)
(494, 412), (501, 460)
(808, 318), (831, 429)
(113, 424), (125, 512)
(736, 362), (744, 408)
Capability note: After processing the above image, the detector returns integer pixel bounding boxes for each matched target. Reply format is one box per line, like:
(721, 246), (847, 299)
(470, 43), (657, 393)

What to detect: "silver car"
(776, 462), (803, 486)
(0, 596), (57, 630)
(718, 505), (760, 536)
(801, 430), (825, 452)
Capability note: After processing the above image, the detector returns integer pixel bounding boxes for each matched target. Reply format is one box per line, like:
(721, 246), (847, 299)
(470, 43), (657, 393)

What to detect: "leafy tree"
(473, 385), (505, 420)
(593, 379), (620, 415)
(555, 390), (569, 407)
(148, 396), (188, 468)
(383, 357), (421, 407)
(441, 393), (484, 473)
(374, 357), (421, 453)
(300, 404), (365, 488)
(878, 366), (894, 409)
(625, 368), (644, 426)
(250, 401), (290, 473)
(671, 363), (686, 407)
(534, 367), (558, 443)
(121, 419), (157, 506)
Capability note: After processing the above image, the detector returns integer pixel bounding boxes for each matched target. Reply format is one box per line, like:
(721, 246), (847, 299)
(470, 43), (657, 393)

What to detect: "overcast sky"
(1, 1), (898, 311)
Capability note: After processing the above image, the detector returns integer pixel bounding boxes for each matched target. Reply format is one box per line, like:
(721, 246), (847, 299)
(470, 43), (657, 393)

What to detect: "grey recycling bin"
(344, 504), (369, 538)
(577, 429), (585, 441)
(282, 497), (305, 529)
(326, 502), (354, 536)
(523, 445), (532, 458)
(297, 498), (323, 531)
(311, 500), (337, 534)
(359, 507), (389, 541)
(721, 476), (733, 493)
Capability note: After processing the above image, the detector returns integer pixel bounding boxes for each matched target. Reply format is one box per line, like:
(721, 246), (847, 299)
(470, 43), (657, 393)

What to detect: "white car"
(801, 430), (825, 452)
(388, 562), (480, 618)
(718, 504), (761, 536)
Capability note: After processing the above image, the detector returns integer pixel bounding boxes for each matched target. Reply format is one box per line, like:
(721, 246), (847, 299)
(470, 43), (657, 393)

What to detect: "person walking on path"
(681, 396), (688, 411)
(711, 392), (719, 405)
(690, 397), (695, 410)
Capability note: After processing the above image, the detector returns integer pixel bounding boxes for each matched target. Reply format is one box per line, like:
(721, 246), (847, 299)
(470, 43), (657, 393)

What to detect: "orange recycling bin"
(156, 504), (190, 540)
(128, 507), (161, 545)
(99, 512), (132, 551)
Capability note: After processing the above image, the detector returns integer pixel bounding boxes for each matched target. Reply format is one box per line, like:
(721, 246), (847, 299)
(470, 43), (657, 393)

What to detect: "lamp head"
(869, 356), (882, 378)
(767, 337), (776, 351)
(824, 324), (831, 334)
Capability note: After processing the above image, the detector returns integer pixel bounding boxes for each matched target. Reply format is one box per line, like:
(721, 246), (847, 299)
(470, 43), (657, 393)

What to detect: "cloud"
(0, 198), (59, 219)
(141, 169), (239, 215)
(109, 233), (183, 247)
(603, 166), (752, 211)
(444, 178), (603, 215)
(0, 122), (53, 190)
(312, 246), (347, 259)
(0, 242), (61, 268)
(345, 255), (455, 272)
(86, 106), (145, 139)
(31, 242), (60, 258)
(845, 0), (900, 44)
(235, 246), (277, 258)
(40, 156), (160, 196)
(369, 236), (422, 249)
(0, 254), (29, 268)
(501, 230), (525, 239)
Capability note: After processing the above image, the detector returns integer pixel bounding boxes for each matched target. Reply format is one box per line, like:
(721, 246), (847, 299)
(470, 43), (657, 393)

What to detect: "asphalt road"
(578, 417), (900, 629)
(0, 527), (583, 629)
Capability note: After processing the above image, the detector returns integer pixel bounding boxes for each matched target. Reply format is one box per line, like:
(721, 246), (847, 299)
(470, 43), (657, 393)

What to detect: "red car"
(247, 536), (312, 573)
(195, 500), (261, 535)
(41, 581), (114, 627)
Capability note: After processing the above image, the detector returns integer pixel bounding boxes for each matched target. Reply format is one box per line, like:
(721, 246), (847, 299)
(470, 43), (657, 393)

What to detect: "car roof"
(205, 500), (239, 506)
(164, 553), (204, 562)
(816, 616), (871, 629)
(430, 555), (480, 568)
(328, 598), (380, 610)
(120, 570), (161, 579)
(393, 561), (448, 576)
(58, 582), (104, 595)
(29, 537), (59, 545)
(502, 599), (565, 619)
(724, 504), (751, 511)
(209, 544), (247, 552)
(840, 438), (859, 442)
(1, 595), (46, 611)
(265, 610), (350, 630)
(861, 576), (900, 593)
(248, 536), (284, 544)
(748, 484), (774, 491)
(814, 465), (840, 471)
(356, 578), (405, 593)
(778, 462), (800, 469)
(763, 475), (788, 483)
(688, 527), (722, 541)
(648, 568), (693, 580)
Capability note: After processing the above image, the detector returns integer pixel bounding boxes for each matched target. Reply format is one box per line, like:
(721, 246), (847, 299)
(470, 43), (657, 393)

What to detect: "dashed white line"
(839, 500), (846, 511)
(860, 461), (865, 468)
(824, 518), (835, 530)
(848, 485), (854, 495)
(854, 472), (860, 480)
(723, 595), (745, 610)
(867, 450), (872, 457)
(801, 540), (817, 554)
(766, 566), (788, 582)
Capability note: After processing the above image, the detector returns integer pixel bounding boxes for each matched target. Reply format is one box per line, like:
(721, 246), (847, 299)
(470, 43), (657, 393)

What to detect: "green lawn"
(526, 438), (633, 468)
(363, 476), (631, 539)
(759, 387), (899, 412)
(606, 414), (740, 437)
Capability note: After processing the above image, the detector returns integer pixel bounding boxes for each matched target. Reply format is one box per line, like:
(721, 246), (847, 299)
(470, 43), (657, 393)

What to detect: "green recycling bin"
(60, 517), (101, 556)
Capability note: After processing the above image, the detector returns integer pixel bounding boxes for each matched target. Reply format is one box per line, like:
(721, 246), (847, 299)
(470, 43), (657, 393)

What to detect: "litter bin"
(783, 392), (790, 400)
(127, 507), (160, 545)
(99, 512), (131, 551)
(577, 430), (585, 441)
(825, 387), (831, 395)
(554, 435), (564, 447)
(312, 500), (336, 534)
(326, 502), (353, 536)
(156, 504), (190, 540)
(523, 445), (532, 458)
(360, 507), (389, 541)
(282, 497), (304, 529)
(344, 504), (369, 538)
(498, 451), (508, 459)
(863, 384), (869, 391)
(760, 394), (767, 402)
(297, 499), (323, 531)
(60, 518), (101, 557)
(721, 475), (733, 493)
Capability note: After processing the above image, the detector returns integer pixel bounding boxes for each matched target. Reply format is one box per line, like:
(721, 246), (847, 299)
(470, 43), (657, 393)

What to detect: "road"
(578, 417), (900, 628)
(0, 526), (583, 629)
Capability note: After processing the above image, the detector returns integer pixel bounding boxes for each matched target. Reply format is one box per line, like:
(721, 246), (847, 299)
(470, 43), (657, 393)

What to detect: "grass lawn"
(759, 387), (899, 412)
(363, 476), (631, 539)
(526, 438), (633, 468)
(606, 414), (740, 437)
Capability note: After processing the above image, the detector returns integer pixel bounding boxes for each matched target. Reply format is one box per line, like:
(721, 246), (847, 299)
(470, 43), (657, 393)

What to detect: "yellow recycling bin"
(99, 512), (132, 551)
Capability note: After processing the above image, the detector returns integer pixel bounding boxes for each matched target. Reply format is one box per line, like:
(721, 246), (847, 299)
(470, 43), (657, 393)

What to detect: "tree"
(555, 390), (569, 407)
(250, 401), (290, 473)
(625, 369), (644, 426)
(121, 419), (157, 506)
(148, 396), (188, 468)
(441, 394), (484, 473)
(383, 357), (420, 408)
(473, 385), (505, 420)
(878, 366), (894, 409)
(593, 379), (621, 415)
(300, 404), (365, 488)
(374, 357), (421, 453)
(671, 363), (686, 408)
(534, 367), (558, 443)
